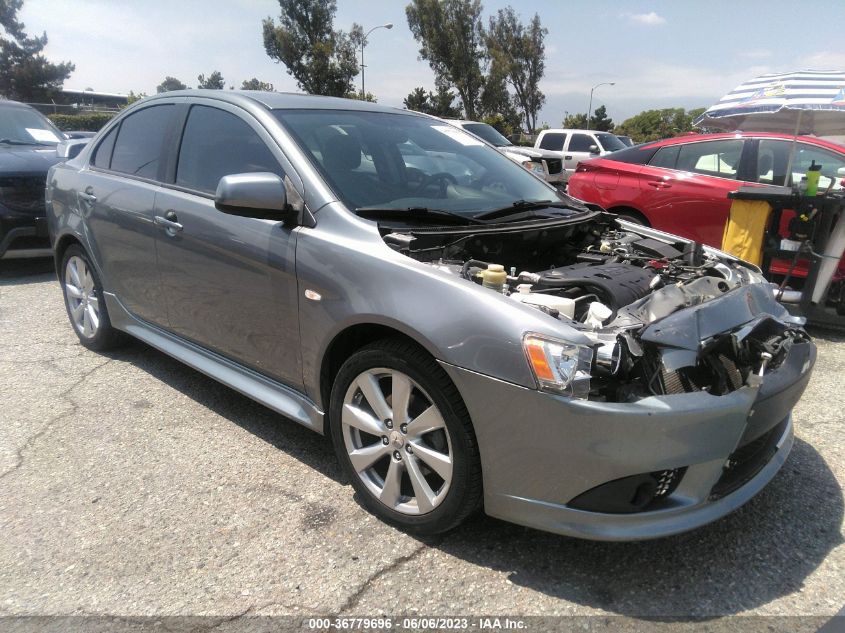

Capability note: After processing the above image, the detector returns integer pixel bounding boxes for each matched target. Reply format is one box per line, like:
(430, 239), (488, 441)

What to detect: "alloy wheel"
(64, 255), (100, 339)
(341, 368), (453, 515)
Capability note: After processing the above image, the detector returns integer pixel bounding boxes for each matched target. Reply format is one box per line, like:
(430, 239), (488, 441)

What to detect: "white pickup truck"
(534, 129), (627, 183)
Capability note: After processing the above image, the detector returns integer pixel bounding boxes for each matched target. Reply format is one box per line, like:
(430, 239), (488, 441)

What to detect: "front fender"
(295, 204), (590, 404)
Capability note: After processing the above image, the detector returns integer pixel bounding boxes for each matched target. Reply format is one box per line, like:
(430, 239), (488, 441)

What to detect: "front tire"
(60, 245), (125, 351)
(329, 339), (482, 535)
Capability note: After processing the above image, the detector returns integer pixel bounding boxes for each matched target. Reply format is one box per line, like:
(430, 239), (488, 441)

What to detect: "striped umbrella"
(695, 69), (845, 177)
(694, 69), (845, 135)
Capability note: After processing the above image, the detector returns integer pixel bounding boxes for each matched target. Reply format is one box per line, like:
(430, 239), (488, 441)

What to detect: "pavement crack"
(0, 356), (113, 481)
(337, 542), (431, 614)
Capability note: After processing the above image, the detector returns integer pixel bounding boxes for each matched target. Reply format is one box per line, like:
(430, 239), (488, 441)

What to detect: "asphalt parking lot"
(1, 258), (844, 624)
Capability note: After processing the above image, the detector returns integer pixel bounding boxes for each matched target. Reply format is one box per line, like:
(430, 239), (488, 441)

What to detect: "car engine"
(382, 213), (810, 403)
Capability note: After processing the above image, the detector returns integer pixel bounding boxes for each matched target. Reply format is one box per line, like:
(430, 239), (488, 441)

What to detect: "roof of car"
(145, 90), (411, 115)
(540, 129), (613, 135)
(0, 99), (38, 110)
(638, 132), (845, 154)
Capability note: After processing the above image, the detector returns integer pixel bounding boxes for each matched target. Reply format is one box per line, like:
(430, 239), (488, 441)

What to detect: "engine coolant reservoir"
(509, 284), (576, 319)
(477, 264), (508, 292)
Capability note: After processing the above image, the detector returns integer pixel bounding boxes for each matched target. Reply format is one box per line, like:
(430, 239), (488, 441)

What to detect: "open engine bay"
(382, 213), (811, 403)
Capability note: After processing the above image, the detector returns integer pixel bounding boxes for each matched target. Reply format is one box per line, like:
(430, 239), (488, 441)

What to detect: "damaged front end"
(382, 211), (814, 406)
(385, 212), (817, 520)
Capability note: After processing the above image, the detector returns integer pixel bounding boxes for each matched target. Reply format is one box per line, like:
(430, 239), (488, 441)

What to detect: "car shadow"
(102, 340), (344, 485)
(0, 257), (55, 285)
(99, 339), (841, 618)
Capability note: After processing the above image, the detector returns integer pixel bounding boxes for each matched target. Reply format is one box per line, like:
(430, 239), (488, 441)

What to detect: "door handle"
(565, 155), (573, 160)
(647, 181), (673, 189)
(154, 213), (183, 233)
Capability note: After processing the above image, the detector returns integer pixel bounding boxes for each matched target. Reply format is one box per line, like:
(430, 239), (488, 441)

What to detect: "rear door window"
(538, 132), (566, 151)
(567, 134), (594, 152)
(175, 105), (283, 195)
(676, 139), (743, 179)
(109, 105), (175, 180)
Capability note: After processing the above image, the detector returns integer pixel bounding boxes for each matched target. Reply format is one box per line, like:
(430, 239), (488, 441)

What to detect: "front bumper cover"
(440, 334), (815, 541)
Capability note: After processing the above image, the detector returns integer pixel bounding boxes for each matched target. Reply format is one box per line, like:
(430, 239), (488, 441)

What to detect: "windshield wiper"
(355, 206), (488, 225)
(473, 199), (574, 221)
(0, 138), (53, 147)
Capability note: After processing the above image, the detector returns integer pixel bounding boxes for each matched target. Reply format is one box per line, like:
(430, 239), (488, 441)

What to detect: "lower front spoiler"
(493, 418), (793, 541)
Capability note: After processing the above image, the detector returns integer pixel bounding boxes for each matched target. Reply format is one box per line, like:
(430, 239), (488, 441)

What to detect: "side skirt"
(104, 292), (325, 434)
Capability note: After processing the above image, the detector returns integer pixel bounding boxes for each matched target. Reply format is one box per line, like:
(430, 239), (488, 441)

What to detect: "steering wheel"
(412, 171), (458, 197)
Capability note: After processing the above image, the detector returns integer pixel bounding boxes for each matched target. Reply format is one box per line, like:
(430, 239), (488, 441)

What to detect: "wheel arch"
(318, 322), (443, 434)
(53, 232), (85, 277)
(607, 205), (651, 226)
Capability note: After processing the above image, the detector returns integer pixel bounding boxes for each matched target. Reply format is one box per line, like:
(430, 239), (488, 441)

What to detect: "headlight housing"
(523, 334), (593, 398)
(522, 160), (546, 177)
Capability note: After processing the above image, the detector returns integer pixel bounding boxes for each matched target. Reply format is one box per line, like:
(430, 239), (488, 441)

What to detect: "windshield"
(460, 122), (512, 147)
(0, 106), (64, 145)
(595, 132), (626, 152)
(274, 109), (576, 217)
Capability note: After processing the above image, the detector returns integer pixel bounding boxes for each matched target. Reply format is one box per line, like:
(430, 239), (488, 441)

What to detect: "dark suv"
(0, 100), (67, 259)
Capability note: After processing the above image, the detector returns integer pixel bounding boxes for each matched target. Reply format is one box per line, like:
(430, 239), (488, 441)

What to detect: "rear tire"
(60, 245), (125, 351)
(329, 338), (482, 535)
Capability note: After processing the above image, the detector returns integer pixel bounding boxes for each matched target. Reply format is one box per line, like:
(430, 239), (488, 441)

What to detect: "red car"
(569, 132), (845, 240)
(568, 132), (845, 283)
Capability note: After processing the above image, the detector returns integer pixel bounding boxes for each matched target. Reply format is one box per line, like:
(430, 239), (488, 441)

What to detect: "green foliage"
(406, 0), (486, 120)
(563, 112), (588, 128)
(0, 0), (74, 101)
(262, 0), (359, 97)
(403, 85), (462, 118)
(590, 105), (614, 131)
(241, 78), (274, 91)
(614, 107), (706, 142)
(156, 76), (187, 93)
(486, 8), (546, 133)
(197, 70), (225, 89)
(347, 90), (377, 102)
(125, 90), (147, 105)
(48, 112), (114, 132)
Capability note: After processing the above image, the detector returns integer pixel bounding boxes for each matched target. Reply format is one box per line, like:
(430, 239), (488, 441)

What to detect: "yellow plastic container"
(477, 264), (508, 292)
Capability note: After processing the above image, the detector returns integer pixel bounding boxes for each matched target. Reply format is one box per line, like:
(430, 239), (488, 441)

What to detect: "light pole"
(361, 23), (393, 99)
(587, 82), (615, 129)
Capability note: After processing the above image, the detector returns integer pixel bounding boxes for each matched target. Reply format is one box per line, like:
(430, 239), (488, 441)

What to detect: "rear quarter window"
(109, 105), (175, 180)
(606, 145), (659, 165)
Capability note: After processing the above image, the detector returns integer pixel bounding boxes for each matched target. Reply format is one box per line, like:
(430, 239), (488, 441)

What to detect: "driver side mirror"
(589, 144), (600, 155)
(215, 173), (298, 223)
(56, 139), (89, 160)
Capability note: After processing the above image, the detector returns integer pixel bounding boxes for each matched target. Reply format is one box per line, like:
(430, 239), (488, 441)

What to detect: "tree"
(403, 85), (462, 118)
(563, 112), (588, 128)
(486, 8), (546, 133)
(197, 70), (225, 89)
(613, 107), (705, 142)
(406, 0), (486, 120)
(240, 78), (275, 91)
(590, 105), (614, 131)
(262, 0), (359, 97)
(156, 76), (187, 93)
(125, 91), (147, 106)
(0, 0), (74, 101)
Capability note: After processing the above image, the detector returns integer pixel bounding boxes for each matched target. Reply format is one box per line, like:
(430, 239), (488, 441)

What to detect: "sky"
(18, 0), (845, 127)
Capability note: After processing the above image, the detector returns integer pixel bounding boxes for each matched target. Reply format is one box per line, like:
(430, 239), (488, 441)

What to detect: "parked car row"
(45, 91), (814, 540)
(444, 119), (566, 186)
